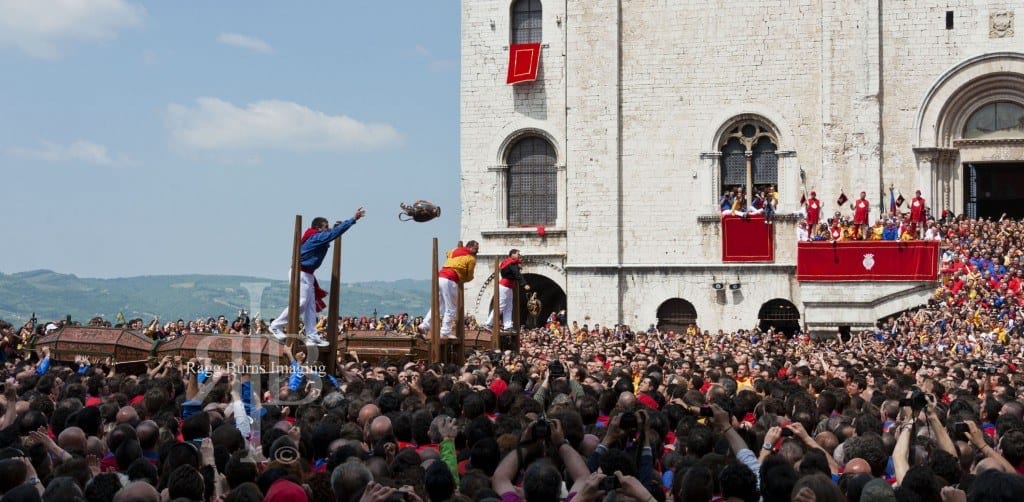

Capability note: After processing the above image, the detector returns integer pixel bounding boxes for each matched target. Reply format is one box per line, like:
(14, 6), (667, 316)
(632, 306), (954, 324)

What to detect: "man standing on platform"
(419, 241), (479, 339)
(851, 191), (870, 240)
(910, 190), (927, 238)
(805, 191), (822, 229)
(484, 249), (531, 332)
(269, 207), (366, 347)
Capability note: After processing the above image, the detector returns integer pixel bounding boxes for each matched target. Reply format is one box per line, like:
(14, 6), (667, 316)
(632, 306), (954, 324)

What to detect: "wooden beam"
(286, 215), (302, 354)
(454, 241), (464, 365)
(492, 258), (500, 350)
(429, 238), (440, 364)
(325, 234), (342, 376)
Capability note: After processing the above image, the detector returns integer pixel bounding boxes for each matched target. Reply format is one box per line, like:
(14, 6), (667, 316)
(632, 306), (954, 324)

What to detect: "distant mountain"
(0, 270), (430, 324)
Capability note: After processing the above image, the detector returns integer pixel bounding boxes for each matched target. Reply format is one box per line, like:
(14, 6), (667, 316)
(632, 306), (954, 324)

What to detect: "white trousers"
(419, 278), (458, 338)
(269, 271), (318, 336)
(485, 285), (515, 330)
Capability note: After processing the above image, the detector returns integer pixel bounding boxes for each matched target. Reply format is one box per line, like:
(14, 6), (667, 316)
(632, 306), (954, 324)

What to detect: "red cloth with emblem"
(806, 197), (821, 228)
(910, 196), (926, 223)
(797, 241), (940, 281)
(853, 198), (870, 225)
(507, 43), (542, 84)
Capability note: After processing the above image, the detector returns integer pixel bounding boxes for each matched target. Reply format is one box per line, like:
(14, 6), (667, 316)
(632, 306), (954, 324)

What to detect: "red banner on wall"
(506, 43), (542, 84)
(722, 214), (774, 262)
(797, 241), (939, 281)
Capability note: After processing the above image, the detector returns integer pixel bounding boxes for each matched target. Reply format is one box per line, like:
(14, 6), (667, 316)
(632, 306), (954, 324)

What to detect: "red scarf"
(301, 228), (329, 312)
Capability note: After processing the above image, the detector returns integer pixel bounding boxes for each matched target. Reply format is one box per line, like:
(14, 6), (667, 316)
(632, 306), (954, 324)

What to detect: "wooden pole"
(429, 238), (440, 364)
(286, 215), (303, 354)
(513, 283), (522, 332)
(492, 258), (500, 350)
(455, 241), (465, 365)
(325, 235), (342, 376)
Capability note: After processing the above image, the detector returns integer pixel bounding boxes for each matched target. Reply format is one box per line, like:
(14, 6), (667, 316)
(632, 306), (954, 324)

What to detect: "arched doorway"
(758, 299), (801, 337)
(656, 298), (698, 334)
(488, 273), (566, 329)
(914, 53), (1024, 217)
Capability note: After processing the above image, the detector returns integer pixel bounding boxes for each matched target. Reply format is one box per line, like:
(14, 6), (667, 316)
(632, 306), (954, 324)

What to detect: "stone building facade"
(459, 0), (1024, 334)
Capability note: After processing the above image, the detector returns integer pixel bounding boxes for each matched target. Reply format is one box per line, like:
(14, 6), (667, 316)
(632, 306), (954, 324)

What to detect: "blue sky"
(0, 1), (461, 282)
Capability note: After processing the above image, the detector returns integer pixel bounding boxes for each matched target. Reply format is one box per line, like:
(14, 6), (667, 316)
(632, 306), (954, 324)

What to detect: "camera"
(899, 390), (927, 410)
(599, 476), (621, 491)
(532, 416), (551, 441)
(548, 360), (565, 379)
(619, 411), (638, 432)
(953, 422), (969, 436)
(781, 428), (794, 438)
(699, 406), (714, 418)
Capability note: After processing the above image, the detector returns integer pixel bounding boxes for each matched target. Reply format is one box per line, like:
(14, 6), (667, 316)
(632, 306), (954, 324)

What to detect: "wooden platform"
(32, 327), (506, 368)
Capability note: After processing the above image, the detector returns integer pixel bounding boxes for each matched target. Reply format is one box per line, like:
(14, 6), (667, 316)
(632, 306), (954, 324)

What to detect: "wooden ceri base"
(32, 326), (498, 371)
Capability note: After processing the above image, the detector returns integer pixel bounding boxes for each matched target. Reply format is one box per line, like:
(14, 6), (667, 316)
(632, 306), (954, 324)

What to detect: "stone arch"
(474, 258), (566, 314)
(495, 127), (562, 166)
(915, 52), (1024, 148)
(757, 298), (801, 337)
(913, 52), (1024, 218)
(655, 298), (698, 335)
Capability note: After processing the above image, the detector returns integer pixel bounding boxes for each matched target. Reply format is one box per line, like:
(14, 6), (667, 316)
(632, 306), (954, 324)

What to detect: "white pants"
(419, 278), (458, 338)
(485, 285), (515, 330)
(269, 271), (318, 336)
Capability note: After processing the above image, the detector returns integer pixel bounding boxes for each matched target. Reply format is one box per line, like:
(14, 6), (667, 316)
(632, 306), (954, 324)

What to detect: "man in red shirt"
(806, 191), (822, 229)
(483, 249), (531, 332)
(851, 191), (870, 240)
(910, 190), (926, 238)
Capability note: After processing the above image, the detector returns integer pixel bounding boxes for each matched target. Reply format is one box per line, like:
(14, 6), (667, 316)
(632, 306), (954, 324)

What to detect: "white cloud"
(5, 140), (129, 166)
(217, 32), (273, 54)
(0, 0), (144, 59)
(412, 43), (455, 73)
(166, 98), (401, 154)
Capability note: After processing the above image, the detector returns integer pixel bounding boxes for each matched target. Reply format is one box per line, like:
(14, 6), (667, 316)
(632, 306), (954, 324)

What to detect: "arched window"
(656, 298), (698, 334)
(507, 136), (557, 226)
(511, 0), (542, 44)
(719, 121), (778, 198)
(963, 102), (1024, 140)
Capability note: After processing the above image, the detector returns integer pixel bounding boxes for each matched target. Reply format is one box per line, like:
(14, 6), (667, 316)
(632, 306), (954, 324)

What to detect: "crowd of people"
(0, 214), (1022, 501)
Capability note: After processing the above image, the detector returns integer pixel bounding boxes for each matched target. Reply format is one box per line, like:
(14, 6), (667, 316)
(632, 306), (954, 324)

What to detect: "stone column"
(489, 166), (508, 226)
(701, 152), (721, 209)
(777, 150), (797, 213)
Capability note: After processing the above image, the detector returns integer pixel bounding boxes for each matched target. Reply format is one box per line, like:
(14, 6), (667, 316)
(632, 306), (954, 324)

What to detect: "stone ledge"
(697, 213), (803, 223)
(480, 228), (567, 237)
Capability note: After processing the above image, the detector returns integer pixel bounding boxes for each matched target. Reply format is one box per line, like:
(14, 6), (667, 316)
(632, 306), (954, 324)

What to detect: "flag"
(799, 192), (806, 205)
(889, 187), (897, 216)
(896, 193), (905, 208)
(506, 43), (542, 84)
(836, 192), (848, 206)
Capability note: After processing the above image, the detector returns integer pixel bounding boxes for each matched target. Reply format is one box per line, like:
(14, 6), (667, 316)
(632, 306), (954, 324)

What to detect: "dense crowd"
(0, 215), (1022, 501)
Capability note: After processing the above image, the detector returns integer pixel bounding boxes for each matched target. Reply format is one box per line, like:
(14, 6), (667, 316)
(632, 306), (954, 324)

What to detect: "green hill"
(0, 270), (430, 324)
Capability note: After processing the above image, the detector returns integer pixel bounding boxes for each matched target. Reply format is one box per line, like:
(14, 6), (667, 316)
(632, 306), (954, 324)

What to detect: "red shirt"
(806, 198), (821, 226)
(853, 199), (870, 225)
(910, 197), (926, 222)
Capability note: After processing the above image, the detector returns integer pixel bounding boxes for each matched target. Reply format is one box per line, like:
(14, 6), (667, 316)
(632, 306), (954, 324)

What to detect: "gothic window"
(719, 121), (779, 199)
(963, 102), (1024, 140)
(507, 136), (557, 227)
(511, 0), (542, 44)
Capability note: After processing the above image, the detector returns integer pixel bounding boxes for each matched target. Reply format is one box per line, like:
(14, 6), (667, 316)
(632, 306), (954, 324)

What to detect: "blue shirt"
(300, 218), (357, 270)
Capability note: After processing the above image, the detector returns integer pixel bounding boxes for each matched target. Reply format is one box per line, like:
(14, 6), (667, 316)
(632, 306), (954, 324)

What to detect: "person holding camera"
(484, 248), (531, 333)
(269, 207), (366, 347)
(492, 417), (592, 502)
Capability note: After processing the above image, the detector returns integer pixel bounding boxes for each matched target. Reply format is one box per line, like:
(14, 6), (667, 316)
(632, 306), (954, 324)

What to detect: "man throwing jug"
(270, 207), (366, 347)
